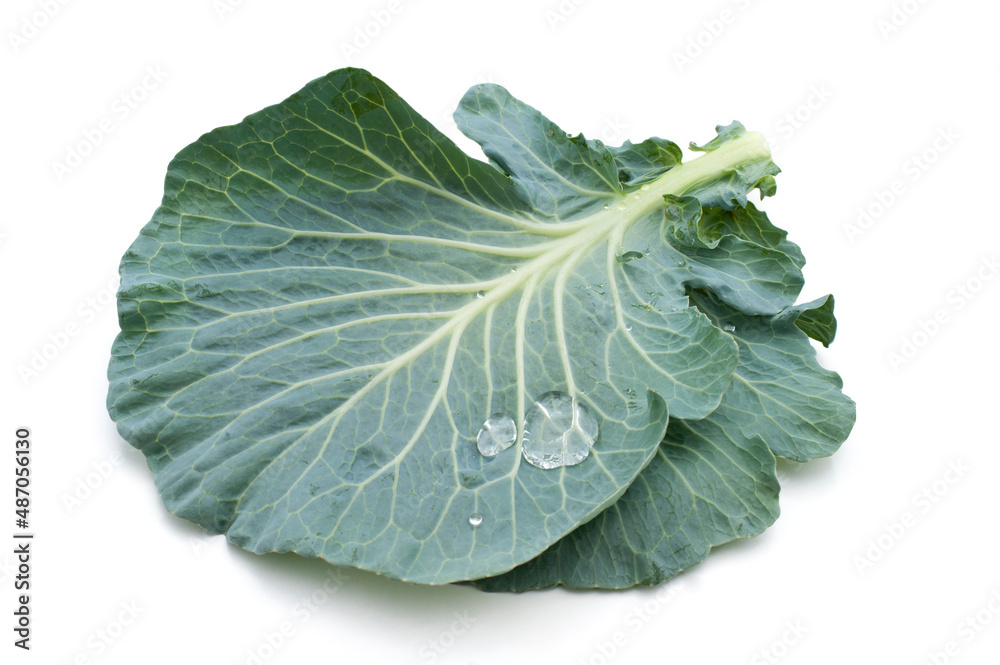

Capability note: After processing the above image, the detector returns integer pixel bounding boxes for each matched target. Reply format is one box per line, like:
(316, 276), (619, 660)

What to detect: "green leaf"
(697, 202), (805, 268)
(792, 294), (838, 347)
(666, 204), (805, 315)
(470, 292), (854, 591)
(606, 137), (684, 186)
(470, 429), (779, 591)
(455, 83), (621, 218)
(108, 69), (797, 584)
(693, 290), (855, 461)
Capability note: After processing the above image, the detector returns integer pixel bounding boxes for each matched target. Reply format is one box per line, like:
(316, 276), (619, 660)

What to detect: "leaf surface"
(108, 69), (795, 583)
(471, 295), (855, 590)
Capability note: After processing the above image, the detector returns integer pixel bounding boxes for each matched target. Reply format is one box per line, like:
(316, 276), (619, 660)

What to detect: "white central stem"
(614, 130), (772, 224)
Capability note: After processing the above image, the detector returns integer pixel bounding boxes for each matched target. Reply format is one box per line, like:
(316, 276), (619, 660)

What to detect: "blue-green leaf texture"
(471, 295), (855, 590)
(107, 69), (812, 584)
(606, 137), (684, 186)
(689, 291), (855, 462)
(791, 293), (838, 347)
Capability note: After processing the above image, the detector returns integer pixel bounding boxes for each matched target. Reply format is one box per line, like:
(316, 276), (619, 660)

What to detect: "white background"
(3, 0), (999, 663)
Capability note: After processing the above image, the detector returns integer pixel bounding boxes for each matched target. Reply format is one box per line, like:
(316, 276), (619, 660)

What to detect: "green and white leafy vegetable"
(473, 293), (854, 590)
(107, 68), (854, 589)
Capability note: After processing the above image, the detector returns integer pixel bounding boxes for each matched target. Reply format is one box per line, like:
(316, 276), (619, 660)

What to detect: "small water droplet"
(723, 323), (736, 332)
(678, 260), (687, 267)
(477, 413), (516, 456)
(625, 324), (633, 331)
(616, 202), (626, 211)
(475, 290), (485, 299)
(509, 267), (517, 273)
(469, 513), (483, 526)
(640, 184), (651, 192)
(522, 392), (599, 470)
(632, 193), (641, 200)
(603, 204), (610, 210)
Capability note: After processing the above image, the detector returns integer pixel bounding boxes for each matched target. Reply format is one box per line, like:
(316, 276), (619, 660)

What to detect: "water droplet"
(632, 193), (641, 200)
(475, 290), (485, 299)
(678, 260), (687, 267)
(521, 392), (599, 470)
(625, 324), (633, 331)
(469, 513), (483, 526)
(640, 184), (651, 192)
(509, 267), (517, 273)
(603, 204), (610, 210)
(477, 413), (516, 456)
(616, 202), (626, 211)
(723, 323), (736, 332)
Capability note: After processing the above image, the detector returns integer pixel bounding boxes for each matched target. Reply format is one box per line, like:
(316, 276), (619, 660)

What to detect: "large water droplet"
(477, 413), (516, 456)
(723, 322), (736, 332)
(521, 392), (598, 469)
(469, 513), (483, 526)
